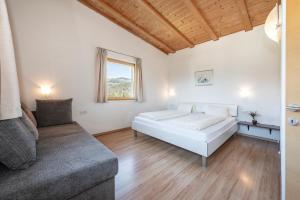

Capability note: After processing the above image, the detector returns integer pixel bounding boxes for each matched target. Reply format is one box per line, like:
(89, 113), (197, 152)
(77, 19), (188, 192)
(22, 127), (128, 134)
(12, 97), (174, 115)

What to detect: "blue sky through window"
(107, 62), (132, 79)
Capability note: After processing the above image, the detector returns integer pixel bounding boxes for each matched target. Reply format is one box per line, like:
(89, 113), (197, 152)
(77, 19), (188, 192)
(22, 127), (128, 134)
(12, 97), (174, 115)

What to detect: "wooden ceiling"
(79, 0), (276, 54)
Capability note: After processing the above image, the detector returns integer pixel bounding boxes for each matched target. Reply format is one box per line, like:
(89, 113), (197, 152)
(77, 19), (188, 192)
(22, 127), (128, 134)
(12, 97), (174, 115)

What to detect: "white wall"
(167, 26), (281, 127)
(7, 0), (169, 134)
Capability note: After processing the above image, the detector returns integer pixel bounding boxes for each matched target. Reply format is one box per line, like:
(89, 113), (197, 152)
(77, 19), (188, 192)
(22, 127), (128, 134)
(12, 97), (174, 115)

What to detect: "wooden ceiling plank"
(79, 0), (175, 54)
(235, 0), (253, 31)
(183, 0), (218, 41)
(80, 0), (276, 52)
(139, 0), (194, 48)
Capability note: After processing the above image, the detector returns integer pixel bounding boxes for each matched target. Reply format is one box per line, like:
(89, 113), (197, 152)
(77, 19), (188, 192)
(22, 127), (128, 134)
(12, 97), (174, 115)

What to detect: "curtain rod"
(98, 47), (139, 59)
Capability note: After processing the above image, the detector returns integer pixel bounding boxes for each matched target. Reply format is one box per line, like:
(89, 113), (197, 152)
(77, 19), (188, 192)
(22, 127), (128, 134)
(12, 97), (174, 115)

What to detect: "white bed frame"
(131, 103), (238, 167)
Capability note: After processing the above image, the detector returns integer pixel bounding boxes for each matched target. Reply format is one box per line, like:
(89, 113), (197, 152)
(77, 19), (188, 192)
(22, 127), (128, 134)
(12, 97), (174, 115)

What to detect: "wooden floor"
(97, 129), (280, 200)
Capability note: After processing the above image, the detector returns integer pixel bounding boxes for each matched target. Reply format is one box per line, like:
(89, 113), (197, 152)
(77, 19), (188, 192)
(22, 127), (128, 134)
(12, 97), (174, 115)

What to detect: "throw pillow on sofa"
(35, 99), (73, 127)
(0, 118), (36, 170)
(21, 102), (37, 127)
(20, 111), (39, 140)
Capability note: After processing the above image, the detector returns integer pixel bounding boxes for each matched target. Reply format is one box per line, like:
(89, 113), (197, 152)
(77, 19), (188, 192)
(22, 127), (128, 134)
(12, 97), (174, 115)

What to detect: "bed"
(131, 103), (238, 167)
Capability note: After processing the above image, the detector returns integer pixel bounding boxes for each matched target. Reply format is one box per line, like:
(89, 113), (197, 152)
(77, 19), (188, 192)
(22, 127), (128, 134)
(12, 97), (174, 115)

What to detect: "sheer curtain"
(135, 58), (143, 102)
(95, 47), (107, 103)
(0, 0), (22, 120)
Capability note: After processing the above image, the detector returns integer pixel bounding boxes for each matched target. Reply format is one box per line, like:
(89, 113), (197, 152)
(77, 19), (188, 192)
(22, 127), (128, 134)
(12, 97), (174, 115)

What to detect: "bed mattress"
(133, 113), (237, 143)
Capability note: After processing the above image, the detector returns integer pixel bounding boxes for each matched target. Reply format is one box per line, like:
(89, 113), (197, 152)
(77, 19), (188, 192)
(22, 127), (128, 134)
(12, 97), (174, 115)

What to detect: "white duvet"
(163, 113), (226, 130)
(139, 110), (189, 120)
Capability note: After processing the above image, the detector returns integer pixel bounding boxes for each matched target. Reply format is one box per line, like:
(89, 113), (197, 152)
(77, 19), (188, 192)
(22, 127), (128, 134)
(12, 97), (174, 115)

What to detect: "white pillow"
(177, 103), (194, 113)
(204, 105), (229, 118)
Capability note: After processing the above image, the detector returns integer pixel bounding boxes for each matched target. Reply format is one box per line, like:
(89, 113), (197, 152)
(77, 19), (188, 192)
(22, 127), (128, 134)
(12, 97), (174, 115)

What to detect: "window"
(106, 58), (136, 101)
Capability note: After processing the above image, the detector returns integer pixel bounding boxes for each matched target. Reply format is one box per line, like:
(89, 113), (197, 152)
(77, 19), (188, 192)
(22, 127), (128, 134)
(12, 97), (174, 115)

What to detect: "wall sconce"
(168, 88), (176, 97)
(239, 87), (253, 98)
(40, 85), (52, 97)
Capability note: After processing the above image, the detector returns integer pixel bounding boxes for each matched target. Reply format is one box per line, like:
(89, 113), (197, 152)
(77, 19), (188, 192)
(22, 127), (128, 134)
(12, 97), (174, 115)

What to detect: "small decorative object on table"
(248, 111), (257, 125)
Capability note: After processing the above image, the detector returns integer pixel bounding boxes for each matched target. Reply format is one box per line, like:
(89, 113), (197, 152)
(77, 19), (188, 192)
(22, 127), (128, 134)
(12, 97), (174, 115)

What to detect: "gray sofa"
(0, 122), (118, 200)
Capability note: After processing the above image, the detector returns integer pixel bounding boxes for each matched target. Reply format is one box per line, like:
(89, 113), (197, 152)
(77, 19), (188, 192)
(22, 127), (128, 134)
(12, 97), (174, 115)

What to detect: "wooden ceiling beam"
(183, 0), (218, 41)
(235, 0), (253, 31)
(139, 0), (194, 48)
(79, 0), (175, 54)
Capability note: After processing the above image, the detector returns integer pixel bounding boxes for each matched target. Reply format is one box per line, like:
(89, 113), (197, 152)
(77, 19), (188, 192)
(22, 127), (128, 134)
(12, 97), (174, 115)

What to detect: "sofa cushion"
(38, 122), (83, 139)
(21, 111), (39, 140)
(0, 124), (118, 200)
(0, 118), (36, 170)
(35, 99), (73, 127)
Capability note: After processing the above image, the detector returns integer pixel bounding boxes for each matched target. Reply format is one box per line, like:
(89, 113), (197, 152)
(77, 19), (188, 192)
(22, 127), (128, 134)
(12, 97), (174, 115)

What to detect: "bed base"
(133, 130), (138, 137)
(134, 127), (208, 167)
(202, 156), (208, 168)
(132, 120), (238, 167)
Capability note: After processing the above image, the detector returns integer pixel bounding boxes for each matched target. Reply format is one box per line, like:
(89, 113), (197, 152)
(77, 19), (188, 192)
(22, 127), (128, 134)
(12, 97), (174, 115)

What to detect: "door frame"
(280, 0), (286, 199)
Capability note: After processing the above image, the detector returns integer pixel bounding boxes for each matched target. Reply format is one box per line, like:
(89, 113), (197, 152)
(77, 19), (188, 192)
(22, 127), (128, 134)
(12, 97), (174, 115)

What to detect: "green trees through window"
(106, 58), (136, 100)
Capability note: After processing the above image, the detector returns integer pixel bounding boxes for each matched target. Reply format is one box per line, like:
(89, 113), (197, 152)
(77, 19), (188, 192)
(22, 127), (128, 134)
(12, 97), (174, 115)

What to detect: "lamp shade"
(264, 4), (282, 43)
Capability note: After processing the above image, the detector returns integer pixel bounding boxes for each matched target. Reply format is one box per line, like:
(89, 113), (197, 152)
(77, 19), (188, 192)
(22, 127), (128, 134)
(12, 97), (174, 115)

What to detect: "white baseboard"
(237, 132), (279, 143)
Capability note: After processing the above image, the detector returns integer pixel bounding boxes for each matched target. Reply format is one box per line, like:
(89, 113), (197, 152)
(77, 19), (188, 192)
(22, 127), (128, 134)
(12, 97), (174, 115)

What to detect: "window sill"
(107, 98), (137, 102)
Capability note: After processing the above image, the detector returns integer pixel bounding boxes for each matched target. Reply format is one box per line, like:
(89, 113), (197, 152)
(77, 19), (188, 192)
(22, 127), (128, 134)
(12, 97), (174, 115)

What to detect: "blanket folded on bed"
(165, 114), (226, 130)
(139, 110), (189, 120)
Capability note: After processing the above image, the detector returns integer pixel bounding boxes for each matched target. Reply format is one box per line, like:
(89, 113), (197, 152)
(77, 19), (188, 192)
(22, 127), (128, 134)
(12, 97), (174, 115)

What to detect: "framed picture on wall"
(195, 69), (214, 86)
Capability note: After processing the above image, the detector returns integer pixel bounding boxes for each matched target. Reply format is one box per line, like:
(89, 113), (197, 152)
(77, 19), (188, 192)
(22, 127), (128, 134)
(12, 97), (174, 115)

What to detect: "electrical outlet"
(79, 110), (88, 115)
